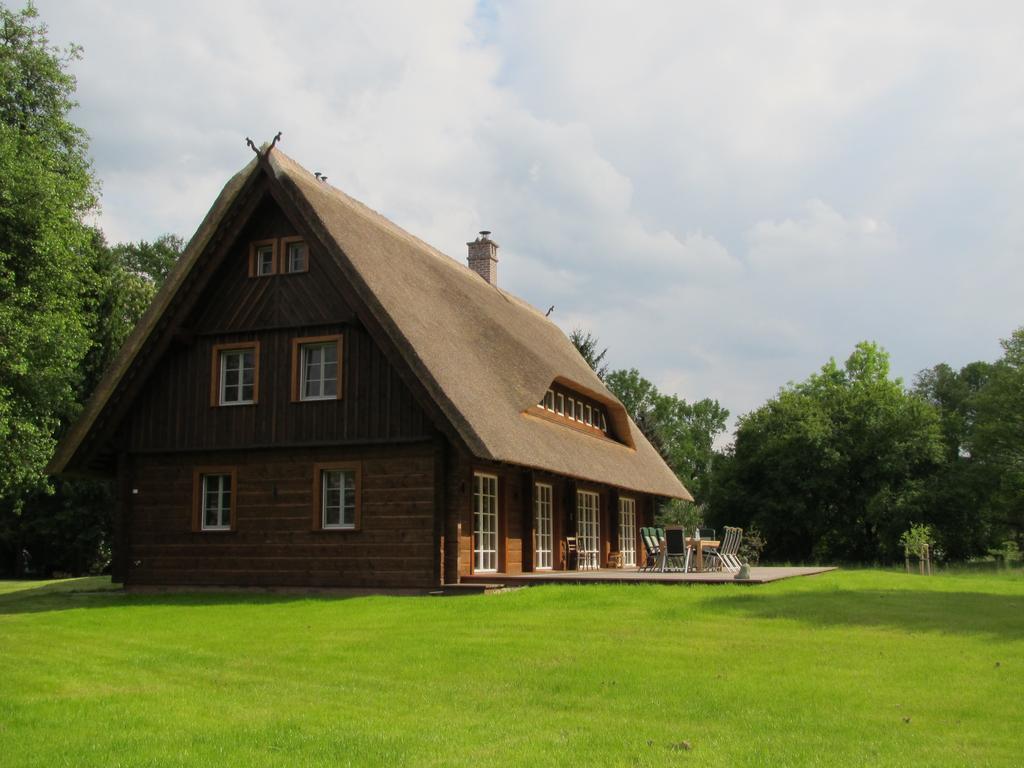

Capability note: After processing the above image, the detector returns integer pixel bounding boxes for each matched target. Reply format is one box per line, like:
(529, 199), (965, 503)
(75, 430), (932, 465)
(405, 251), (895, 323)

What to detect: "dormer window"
(531, 384), (615, 441)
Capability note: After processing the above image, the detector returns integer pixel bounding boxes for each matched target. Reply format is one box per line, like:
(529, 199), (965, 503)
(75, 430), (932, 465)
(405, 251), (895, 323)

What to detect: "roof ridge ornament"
(244, 131), (283, 159)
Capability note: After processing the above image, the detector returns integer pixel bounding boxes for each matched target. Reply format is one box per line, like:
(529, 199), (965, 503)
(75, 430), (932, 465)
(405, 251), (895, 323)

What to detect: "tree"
(911, 359), (996, 559)
(605, 367), (729, 501)
(970, 328), (1024, 546)
(569, 328), (609, 380)
(707, 342), (944, 563)
(0, 3), (97, 499)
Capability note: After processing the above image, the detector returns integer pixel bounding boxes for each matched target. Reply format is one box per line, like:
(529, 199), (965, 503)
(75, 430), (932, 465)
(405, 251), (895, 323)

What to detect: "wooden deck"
(460, 566), (836, 587)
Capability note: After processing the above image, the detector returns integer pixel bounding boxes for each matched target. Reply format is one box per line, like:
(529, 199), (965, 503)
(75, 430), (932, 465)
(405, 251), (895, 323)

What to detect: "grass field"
(1, 570), (1022, 767)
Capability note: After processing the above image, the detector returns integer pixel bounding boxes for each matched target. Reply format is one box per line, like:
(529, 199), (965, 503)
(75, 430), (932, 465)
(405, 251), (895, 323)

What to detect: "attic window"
(532, 384), (614, 441)
(249, 239), (277, 277)
(282, 236), (309, 274)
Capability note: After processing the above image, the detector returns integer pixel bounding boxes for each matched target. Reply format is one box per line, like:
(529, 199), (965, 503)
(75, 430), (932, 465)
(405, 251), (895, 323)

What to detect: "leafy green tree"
(569, 328), (609, 380)
(605, 367), (729, 501)
(970, 328), (1024, 545)
(911, 359), (996, 559)
(0, 3), (97, 499)
(707, 342), (944, 563)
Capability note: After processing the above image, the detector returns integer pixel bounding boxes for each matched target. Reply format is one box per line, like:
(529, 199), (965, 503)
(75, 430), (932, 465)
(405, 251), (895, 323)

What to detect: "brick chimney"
(467, 231), (499, 285)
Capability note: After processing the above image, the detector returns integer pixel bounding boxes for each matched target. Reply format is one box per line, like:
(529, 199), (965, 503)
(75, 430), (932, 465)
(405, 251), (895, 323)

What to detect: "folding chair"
(639, 527), (660, 572)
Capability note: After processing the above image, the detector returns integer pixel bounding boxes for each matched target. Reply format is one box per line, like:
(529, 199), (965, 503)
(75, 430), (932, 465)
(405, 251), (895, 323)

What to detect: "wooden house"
(48, 146), (692, 589)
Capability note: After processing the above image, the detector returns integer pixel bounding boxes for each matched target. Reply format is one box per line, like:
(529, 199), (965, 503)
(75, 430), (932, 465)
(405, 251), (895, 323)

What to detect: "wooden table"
(688, 538), (720, 573)
(655, 533), (720, 573)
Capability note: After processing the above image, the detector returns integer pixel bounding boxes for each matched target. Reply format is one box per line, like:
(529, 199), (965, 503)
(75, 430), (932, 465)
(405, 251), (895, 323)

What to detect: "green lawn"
(0, 571), (1021, 767)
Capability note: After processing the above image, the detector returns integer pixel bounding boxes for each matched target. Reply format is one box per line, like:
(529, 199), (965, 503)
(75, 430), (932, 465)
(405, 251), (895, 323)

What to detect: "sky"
(35, 0), (1024, 434)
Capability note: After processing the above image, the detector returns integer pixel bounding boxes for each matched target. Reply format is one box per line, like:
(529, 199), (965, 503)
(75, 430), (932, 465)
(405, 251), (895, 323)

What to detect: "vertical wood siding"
(124, 195), (432, 452)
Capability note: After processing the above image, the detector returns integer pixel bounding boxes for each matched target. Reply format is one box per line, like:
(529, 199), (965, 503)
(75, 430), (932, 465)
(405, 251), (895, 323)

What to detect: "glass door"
(577, 490), (600, 569)
(618, 497), (637, 567)
(534, 483), (553, 569)
(473, 473), (499, 572)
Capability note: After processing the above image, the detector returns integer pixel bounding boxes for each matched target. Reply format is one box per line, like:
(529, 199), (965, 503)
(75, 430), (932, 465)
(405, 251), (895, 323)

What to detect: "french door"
(473, 473), (499, 572)
(534, 483), (553, 570)
(618, 497), (637, 567)
(577, 490), (600, 569)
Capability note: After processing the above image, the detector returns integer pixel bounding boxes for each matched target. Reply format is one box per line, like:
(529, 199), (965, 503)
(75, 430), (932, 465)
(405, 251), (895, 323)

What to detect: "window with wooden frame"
(211, 342), (260, 406)
(312, 462), (361, 530)
(291, 335), (343, 401)
(248, 239), (277, 277)
(280, 236), (310, 274)
(192, 468), (237, 532)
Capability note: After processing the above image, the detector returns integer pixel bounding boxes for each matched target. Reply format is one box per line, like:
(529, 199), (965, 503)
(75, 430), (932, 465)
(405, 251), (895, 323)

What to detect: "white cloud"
(34, 0), (1024, 442)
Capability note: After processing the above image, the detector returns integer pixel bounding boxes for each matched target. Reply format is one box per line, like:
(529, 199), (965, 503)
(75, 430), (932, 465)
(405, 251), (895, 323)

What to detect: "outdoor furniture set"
(639, 526), (745, 574)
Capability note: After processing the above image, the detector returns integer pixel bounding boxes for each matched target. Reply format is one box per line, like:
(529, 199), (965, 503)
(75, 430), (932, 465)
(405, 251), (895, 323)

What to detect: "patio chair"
(698, 527), (716, 540)
(704, 527), (741, 573)
(639, 527), (660, 571)
(724, 527), (744, 571)
(565, 536), (579, 571)
(663, 528), (692, 573)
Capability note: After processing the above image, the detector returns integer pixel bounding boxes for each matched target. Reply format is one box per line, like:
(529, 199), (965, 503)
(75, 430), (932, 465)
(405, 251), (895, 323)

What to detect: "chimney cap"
(479, 230), (491, 238)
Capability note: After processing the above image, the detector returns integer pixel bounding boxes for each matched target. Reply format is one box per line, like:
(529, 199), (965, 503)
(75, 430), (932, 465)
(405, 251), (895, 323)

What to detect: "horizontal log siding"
(127, 445), (437, 588)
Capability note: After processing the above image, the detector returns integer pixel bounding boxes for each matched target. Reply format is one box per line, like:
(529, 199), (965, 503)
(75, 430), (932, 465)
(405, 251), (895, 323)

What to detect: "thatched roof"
(50, 148), (692, 501)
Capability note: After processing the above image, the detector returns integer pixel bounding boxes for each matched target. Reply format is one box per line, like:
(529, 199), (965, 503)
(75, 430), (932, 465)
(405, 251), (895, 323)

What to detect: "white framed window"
(577, 490), (600, 569)
(249, 239), (277, 277)
(321, 468), (357, 529)
(300, 342), (338, 400)
(556, 393), (565, 416)
(585, 404), (593, 426)
(599, 412), (608, 432)
(576, 400), (585, 422)
(257, 245), (275, 275)
(534, 483), (553, 570)
(473, 473), (499, 572)
(285, 240), (308, 273)
(545, 389), (555, 411)
(618, 497), (637, 567)
(201, 473), (232, 531)
(567, 397), (575, 420)
(217, 346), (257, 405)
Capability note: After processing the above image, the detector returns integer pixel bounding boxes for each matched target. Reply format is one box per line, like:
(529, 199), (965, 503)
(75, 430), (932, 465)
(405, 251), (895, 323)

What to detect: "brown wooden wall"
(123, 195), (432, 453)
(125, 322), (431, 452)
(125, 444), (438, 589)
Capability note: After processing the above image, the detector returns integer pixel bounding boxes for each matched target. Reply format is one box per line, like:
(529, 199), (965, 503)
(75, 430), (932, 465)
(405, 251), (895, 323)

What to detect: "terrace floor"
(459, 566), (836, 588)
